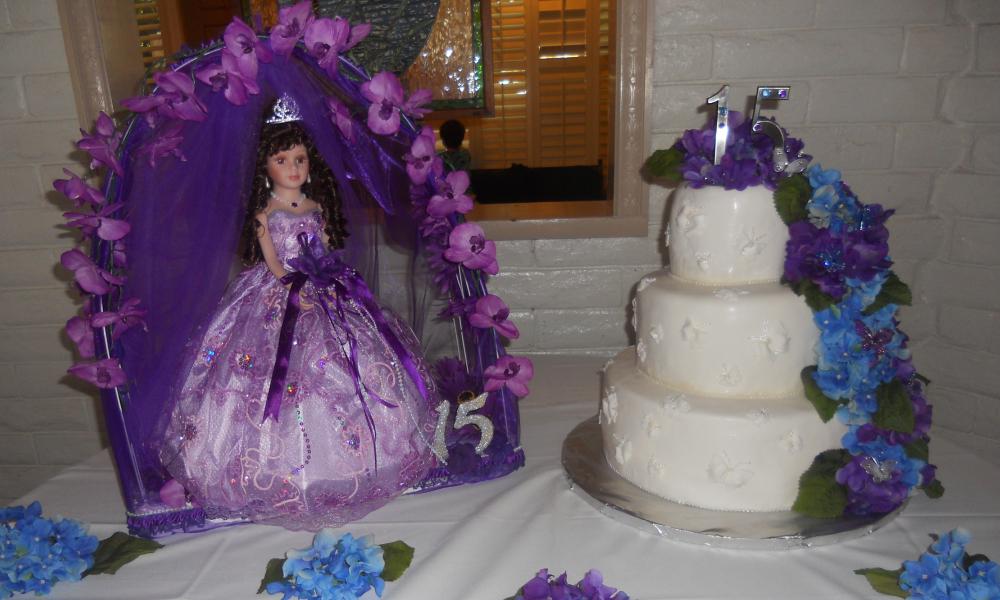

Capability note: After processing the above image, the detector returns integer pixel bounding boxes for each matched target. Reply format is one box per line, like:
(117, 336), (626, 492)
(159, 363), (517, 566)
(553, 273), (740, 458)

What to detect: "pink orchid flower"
(401, 88), (433, 119)
(194, 49), (258, 106)
(66, 304), (95, 359)
(77, 112), (123, 176)
(484, 355), (533, 397)
(223, 16), (273, 80)
(468, 295), (519, 339)
(90, 297), (148, 341)
(324, 97), (355, 144)
(137, 122), (186, 167)
(303, 17), (370, 78)
(122, 70), (208, 123)
(67, 358), (127, 389)
(63, 201), (130, 242)
(444, 222), (498, 274)
(270, 1), (315, 59)
(404, 126), (443, 185)
(427, 171), (473, 218)
(60, 249), (124, 295)
(53, 169), (105, 207)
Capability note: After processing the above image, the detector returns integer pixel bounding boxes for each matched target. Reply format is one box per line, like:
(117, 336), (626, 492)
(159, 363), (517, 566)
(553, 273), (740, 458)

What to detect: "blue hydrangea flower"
(0, 503), (97, 598)
(270, 531), (386, 600)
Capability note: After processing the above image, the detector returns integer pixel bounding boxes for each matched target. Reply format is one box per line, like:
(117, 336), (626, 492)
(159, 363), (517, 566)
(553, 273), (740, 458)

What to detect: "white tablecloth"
(14, 355), (1000, 600)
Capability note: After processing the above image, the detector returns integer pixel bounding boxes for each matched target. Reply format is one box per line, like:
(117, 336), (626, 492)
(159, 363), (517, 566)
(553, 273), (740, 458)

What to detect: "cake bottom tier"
(601, 348), (848, 512)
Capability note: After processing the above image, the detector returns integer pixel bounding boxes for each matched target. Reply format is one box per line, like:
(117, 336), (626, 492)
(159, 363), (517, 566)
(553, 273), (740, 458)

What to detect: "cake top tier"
(669, 184), (789, 284)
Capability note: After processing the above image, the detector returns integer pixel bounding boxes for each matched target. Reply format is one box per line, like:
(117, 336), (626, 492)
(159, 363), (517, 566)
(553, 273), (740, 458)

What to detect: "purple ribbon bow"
(263, 233), (429, 469)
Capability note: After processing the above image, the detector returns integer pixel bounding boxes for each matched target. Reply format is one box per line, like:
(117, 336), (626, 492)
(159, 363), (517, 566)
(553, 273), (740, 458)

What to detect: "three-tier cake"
(600, 183), (848, 512)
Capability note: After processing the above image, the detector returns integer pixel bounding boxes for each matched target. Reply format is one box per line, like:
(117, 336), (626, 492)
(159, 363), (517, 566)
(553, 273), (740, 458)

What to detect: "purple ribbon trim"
(263, 233), (429, 470)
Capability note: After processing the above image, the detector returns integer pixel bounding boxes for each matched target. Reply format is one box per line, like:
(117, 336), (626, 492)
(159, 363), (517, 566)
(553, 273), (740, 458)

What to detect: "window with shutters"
(135, 0), (166, 69)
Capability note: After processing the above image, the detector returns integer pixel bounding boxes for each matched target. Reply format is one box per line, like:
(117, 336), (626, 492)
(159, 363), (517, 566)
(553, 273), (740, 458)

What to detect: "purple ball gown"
(158, 209), (438, 531)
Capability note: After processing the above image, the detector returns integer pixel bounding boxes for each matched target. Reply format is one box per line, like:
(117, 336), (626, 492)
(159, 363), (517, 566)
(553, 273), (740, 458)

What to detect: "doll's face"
(266, 144), (309, 192)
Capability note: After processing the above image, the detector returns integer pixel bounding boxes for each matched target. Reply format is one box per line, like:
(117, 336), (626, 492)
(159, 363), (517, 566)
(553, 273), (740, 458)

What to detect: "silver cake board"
(561, 416), (904, 550)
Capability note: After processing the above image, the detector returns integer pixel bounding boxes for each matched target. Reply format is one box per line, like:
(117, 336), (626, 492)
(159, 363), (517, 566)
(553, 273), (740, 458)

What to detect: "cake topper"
(749, 85), (808, 174)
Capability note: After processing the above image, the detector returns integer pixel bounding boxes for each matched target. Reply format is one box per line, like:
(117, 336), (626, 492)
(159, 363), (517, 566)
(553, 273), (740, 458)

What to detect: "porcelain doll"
(157, 98), (438, 531)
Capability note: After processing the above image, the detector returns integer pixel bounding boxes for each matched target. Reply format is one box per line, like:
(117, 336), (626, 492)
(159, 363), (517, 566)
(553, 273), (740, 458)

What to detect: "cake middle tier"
(634, 269), (818, 396)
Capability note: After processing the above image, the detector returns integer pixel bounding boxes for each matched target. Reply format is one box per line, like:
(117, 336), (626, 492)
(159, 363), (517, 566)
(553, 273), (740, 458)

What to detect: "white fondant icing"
(635, 271), (819, 396)
(649, 322), (663, 344)
(636, 340), (647, 365)
(707, 453), (754, 489)
(714, 287), (749, 301)
(641, 413), (661, 437)
(668, 184), (790, 284)
(648, 456), (665, 477)
(746, 408), (772, 427)
(637, 276), (656, 293)
(614, 435), (632, 465)
(601, 350), (847, 511)
(719, 364), (741, 387)
(602, 388), (618, 424)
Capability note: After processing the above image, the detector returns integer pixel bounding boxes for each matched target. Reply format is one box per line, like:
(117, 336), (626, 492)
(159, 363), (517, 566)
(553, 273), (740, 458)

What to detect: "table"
(14, 355), (1000, 600)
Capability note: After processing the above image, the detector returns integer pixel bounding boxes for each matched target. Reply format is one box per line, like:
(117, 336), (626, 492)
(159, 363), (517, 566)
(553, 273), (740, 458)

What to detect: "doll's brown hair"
(239, 119), (349, 265)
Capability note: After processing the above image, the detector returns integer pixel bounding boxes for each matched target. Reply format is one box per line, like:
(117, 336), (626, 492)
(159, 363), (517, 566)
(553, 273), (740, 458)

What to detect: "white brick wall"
(0, 0), (102, 505)
(2, 0), (999, 499)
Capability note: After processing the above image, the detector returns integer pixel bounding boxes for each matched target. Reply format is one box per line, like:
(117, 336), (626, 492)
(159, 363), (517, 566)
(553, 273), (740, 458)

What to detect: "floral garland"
(55, 1), (533, 500)
(857, 527), (999, 599)
(644, 110), (940, 518)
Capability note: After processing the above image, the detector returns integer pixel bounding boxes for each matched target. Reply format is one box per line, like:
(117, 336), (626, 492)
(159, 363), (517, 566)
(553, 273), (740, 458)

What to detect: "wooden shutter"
(135, 0), (166, 68)
(478, 0), (531, 169)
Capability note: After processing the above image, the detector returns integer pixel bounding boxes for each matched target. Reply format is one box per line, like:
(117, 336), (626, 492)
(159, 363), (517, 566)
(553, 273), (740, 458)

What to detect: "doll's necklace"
(270, 190), (306, 208)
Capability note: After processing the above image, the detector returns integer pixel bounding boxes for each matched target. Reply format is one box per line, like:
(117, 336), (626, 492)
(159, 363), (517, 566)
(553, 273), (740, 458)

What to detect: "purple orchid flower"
(60, 249), (124, 295)
(303, 17), (370, 78)
(90, 297), (148, 341)
(360, 72), (406, 135)
(122, 70), (208, 122)
(53, 169), (105, 207)
(324, 97), (355, 144)
(63, 201), (130, 241)
(443, 222), (499, 274)
(66, 304), (95, 358)
(137, 122), (186, 167)
(468, 294), (519, 339)
(77, 111), (123, 176)
(194, 49), (258, 106)
(484, 355), (533, 397)
(404, 126), (443, 185)
(270, 1), (315, 59)
(113, 240), (126, 268)
(401, 88), (433, 119)
(67, 358), (127, 389)
(223, 16), (273, 81)
(438, 296), (478, 319)
(427, 171), (473, 217)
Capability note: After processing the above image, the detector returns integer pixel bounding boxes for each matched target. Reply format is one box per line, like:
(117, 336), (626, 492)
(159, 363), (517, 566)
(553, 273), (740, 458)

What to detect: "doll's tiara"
(266, 95), (302, 124)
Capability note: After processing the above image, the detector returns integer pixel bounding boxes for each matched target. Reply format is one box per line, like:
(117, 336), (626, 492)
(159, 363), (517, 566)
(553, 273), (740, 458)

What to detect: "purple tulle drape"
(114, 49), (435, 516)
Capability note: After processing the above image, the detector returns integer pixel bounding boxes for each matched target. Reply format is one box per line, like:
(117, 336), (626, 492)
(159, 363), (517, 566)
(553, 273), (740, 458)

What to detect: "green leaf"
(379, 541), (415, 582)
(257, 558), (286, 594)
(792, 449), (851, 518)
(873, 379), (916, 434)
(853, 568), (908, 598)
(915, 372), (932, 386)
(921, 479), (945, 499)
(773, 173), (812, 225)
(787, 278), (838, 312)
(963, 553), (992, 571)
(905, 438), (929, 463)
(801, 366), (844, 423)
(643, 147), (685, 182)
(503, 590), (525, 600)
(82, 532), (163, 577)
(863, 273), (913, 315)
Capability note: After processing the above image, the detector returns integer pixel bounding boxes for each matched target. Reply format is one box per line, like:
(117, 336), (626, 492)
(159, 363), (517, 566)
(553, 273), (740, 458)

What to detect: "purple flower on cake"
(77, 112), (123, 176)
(269, 1), (315, 59)
(222, 16), (273, 80)
(404, 126), (443, 185)
(53, 169), (105, 208)
(90, 298), (148, 341)
(324, 97), (355, 144)
(60, 249), (124, 295)
(427, 171), (473, 217)
(67, 358), (127, 389)
(468, 295), (520, 339)
(303, 17), (370, 78)
(63, 201), (130, 241)
(444, 222), (499, 274)
(137, 122), (186, 167)
(66, 305), (95, 359)
(195, 50), (259, 106)
(484, 355), (533, 397)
